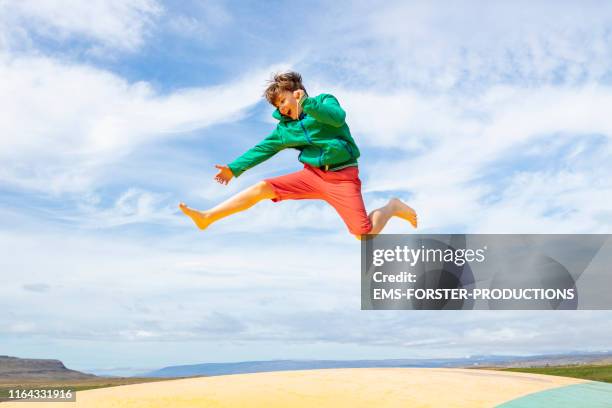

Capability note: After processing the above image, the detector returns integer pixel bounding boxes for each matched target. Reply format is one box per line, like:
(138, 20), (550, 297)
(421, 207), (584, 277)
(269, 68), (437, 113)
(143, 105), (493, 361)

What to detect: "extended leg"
(355, 198), (417, 239)
(179, 181), (277, 230)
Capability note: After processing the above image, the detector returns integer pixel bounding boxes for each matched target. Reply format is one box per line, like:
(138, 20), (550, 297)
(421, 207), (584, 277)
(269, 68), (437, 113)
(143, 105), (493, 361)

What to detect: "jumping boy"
(179, 71), (417, 239)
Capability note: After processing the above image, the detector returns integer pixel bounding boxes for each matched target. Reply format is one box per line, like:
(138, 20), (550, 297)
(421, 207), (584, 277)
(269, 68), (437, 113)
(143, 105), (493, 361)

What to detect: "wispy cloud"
(302, 1), (612, 91)
(0, 54), (282, 194)
(322, 85), (612, 233)
(0, 0), (162, 53)
(65, 188), (179, 228)
(164, 0), (233, 44)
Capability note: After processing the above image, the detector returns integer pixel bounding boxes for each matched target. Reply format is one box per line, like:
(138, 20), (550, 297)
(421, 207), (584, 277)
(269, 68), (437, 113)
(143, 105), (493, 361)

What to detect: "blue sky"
(1, 0), (612, 376)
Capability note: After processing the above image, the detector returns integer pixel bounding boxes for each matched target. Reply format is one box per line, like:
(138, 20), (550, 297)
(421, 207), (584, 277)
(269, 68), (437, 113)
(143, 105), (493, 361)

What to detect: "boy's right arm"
(300, 94), (346, 127)
(227, 128), (285, 177)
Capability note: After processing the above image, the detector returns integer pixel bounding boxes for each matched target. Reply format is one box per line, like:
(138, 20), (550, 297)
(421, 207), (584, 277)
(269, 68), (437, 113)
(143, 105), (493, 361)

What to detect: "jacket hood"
(272, 109), (291, 122)
(272, 109), (283, 121)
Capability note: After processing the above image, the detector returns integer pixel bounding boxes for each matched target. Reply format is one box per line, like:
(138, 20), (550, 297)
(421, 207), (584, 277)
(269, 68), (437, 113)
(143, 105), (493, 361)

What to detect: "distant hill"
(144, 357), (493, 377)
(145, 359), (433, 378)
(488, 352), (612, 368)
(144, 351), (612, 378)
(0, 355), (95, 380)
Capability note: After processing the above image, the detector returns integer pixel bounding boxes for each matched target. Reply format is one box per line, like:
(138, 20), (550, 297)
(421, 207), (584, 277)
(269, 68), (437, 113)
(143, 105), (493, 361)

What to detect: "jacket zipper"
(299, 118), (323, 167)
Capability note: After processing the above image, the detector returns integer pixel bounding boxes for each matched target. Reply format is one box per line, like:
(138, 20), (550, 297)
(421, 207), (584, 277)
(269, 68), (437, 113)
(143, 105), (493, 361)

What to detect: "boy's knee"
(356, 220), (373, 235)
(350, 223), (373, 239)
(253, 181), (276, 199)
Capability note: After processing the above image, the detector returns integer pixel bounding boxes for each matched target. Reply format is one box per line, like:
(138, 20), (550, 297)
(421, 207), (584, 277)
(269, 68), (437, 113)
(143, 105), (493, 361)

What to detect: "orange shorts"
(264, 164), (372, 235)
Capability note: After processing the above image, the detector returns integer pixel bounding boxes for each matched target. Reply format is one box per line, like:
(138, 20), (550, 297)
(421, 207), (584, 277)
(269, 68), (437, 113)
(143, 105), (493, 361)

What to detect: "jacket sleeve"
(227, 128), (285, 177)
(301, 94), (346, 127)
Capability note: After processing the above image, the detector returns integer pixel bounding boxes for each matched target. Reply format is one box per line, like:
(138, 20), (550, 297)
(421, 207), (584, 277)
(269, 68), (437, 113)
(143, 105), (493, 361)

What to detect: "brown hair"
(264, 71), (308, 106)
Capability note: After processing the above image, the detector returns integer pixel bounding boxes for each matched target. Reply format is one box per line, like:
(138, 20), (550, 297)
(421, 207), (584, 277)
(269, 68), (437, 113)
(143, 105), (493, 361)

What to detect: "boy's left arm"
(227, 128), (285, 178)
(300, 94), (346, 127)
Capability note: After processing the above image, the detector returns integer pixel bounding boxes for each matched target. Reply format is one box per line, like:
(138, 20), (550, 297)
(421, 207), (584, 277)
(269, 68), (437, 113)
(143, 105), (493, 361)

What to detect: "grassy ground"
(500, 364), (612, 384)
(0, 377), (199, 401)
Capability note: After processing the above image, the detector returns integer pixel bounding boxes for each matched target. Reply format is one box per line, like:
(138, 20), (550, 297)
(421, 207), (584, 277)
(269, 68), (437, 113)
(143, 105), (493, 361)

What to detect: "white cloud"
(165, 0), (232, 44)
(306, 1), (612, 90)
(1, 224), (610, 361)
(0, 0), (162, 53)
(319, 84), (612, 233)
(0, 54), (282, 194)
(288, 1), (612, 236)
(64, 188), (178, 228)
(0, 224), (357, 343)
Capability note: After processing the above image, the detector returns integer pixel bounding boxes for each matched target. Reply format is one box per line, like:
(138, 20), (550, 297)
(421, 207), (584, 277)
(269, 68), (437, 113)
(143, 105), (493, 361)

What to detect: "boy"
(179, 71), (417, 239)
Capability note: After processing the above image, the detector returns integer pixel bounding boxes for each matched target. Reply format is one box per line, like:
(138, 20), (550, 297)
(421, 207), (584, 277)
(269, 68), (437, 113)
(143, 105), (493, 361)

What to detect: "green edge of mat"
(496, 382), (612, 408)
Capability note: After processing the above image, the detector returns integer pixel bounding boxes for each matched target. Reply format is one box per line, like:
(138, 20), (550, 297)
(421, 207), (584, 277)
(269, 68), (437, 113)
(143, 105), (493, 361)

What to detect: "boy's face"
(275, 90), (300, 120)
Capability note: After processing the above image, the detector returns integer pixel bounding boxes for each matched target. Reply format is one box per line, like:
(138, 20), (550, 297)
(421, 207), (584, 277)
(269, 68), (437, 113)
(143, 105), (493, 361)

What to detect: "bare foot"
(390, 198), (418, 228)
(179, 202), (211, 230)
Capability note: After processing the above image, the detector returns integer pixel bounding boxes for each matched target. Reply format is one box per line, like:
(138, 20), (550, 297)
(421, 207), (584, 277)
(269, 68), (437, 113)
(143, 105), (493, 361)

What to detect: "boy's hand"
(293, 89), (306, 119)
(293, 89), (305, 106)
(214, 164), (234, 185)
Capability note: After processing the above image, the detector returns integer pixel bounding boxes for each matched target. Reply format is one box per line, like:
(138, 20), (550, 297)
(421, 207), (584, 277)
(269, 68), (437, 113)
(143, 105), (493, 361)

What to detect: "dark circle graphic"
(489, 254), (577, 310)
(412, 268), (465, 310)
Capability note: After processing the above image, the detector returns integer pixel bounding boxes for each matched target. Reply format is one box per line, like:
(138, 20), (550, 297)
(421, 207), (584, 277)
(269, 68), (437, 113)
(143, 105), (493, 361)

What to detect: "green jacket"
(228, 93), (360, 177)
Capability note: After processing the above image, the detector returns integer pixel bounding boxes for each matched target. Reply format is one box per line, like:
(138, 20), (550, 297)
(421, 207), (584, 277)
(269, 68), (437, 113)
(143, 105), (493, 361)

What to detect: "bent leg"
(326, 192), (373, 238)
(354, 198), (418, 240)
(179, 181), (276, 230)
(322, 175), (373, 238)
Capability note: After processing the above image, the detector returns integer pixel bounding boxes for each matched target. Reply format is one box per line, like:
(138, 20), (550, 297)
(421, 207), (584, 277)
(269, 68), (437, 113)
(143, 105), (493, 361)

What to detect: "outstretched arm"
(299, 93), (346, 127)
(225, 129), (285, 179)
